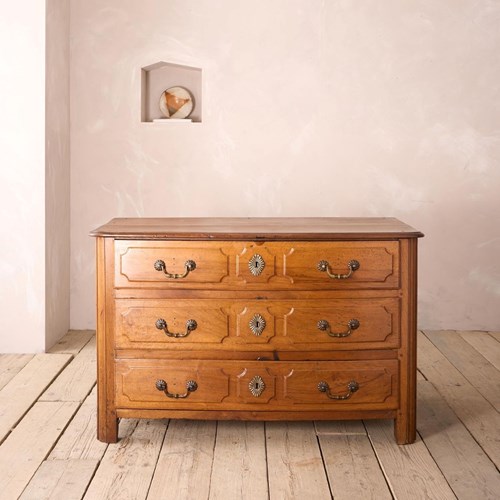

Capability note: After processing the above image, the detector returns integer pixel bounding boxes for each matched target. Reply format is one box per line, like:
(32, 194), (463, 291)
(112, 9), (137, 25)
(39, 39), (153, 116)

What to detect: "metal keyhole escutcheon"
(249, 314), (266, 336)
(248, 254), (265, 276)
(249, 375), (266, 397)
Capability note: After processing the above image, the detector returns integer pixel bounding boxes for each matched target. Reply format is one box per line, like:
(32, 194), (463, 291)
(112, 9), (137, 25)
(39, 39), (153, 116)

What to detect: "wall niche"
(141, 61), (202, 123)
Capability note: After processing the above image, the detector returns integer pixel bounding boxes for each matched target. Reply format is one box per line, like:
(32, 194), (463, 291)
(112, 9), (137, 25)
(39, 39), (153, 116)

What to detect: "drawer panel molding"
(115, 240), (400, 290)
(115, 359), (399, 411)
(115, 298), (400, 350)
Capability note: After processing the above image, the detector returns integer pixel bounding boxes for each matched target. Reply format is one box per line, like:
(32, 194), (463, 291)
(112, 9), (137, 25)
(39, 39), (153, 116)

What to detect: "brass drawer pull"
(155, 318), (197, 338)
(317, 319), (360, 338)
(317, 380), (359, 400)
(155, 379), (198, 398)
(317, 259), (360, 279)
(154, 259), (196, 279)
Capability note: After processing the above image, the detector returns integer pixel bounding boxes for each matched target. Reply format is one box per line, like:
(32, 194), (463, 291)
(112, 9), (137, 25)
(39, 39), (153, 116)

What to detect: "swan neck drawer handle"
(317, 380), (359, 400)
(154, 259), (196, 279)
(317, 319), (360, 338)
(155, 379), (198, 398)
(317, 259), (360, 279)
(155, 318), (197, 338)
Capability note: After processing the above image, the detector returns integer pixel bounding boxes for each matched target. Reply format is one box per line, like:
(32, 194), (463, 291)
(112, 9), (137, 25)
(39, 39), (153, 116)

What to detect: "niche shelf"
(141, 61), (202, 123)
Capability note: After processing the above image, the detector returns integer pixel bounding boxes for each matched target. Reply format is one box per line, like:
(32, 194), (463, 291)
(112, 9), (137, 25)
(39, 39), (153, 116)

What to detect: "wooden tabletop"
(90, 217), (423, 240)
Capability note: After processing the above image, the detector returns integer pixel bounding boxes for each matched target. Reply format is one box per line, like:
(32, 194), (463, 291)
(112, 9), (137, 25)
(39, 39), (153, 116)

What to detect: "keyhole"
(255, 261), (259, 268)
(255, 321), (260, 328)
(255, 382), (260, 389)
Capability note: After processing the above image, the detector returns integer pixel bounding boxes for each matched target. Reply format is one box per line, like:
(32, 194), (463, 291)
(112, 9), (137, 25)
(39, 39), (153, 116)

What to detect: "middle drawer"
(115, 298), (400, 351)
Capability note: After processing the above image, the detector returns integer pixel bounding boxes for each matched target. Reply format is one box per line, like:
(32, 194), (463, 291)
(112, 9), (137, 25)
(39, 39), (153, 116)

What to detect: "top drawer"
(114, 240), (400, 290)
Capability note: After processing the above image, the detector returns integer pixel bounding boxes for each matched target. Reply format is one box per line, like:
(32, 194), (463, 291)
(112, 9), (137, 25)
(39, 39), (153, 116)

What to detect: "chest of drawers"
(90, 217), (423, 444)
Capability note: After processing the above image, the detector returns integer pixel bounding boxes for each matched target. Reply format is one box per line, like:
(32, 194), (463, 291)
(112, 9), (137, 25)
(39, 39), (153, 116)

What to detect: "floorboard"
(48, 330), (94, 355)
(19, 459), (98, 500)
(425, 330), (500, 411)
(209, 421), (268, 500)
(314, 420), (366, 435)
(48, 386), (107, 461)
(1, 330), (499, 500)
(365, 420), (456, 499)
(418, 331), (500, 468)
(147, 420), (216, 500)
(83, 419), (165, 500)
(319, 432), (392, 499)
(0, 354), (33, 390)
(488, 331), (500, 343)
(0, 401), (78, 500)
(266, 421), (332, 500)
(460, 330), (500, 371)
(0, 353), (72, 442)
(40, 337), (96, 403)
(417, 380), (500, 499)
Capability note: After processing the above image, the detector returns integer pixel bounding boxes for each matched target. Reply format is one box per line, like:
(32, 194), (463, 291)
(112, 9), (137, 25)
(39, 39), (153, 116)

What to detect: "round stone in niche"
(159, 86), (194, 119)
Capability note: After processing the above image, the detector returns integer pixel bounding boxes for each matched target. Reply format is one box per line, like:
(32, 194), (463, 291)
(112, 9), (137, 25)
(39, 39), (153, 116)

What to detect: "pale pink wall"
(0, 0), (71, 353)
(46, 0), (71, 350)
(0, 1), (46, 352)
(70, 0), (500, 330)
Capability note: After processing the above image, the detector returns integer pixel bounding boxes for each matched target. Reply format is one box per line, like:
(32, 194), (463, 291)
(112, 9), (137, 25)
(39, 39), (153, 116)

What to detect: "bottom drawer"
(115, 359), (398, 411)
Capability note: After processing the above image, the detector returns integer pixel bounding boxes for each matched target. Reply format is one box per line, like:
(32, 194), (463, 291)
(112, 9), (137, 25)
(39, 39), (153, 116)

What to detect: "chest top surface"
(90, 217), (423, 240)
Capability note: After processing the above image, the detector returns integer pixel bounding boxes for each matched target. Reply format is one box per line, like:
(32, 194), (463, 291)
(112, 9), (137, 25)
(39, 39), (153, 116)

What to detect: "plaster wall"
(0, 1), (46, 352)
(70, 0), (500, 330)
(46, 0), (71, 350)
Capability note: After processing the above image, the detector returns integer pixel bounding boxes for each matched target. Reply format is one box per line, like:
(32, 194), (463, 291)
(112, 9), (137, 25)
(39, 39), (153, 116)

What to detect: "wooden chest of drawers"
(91, 217), (423, 444)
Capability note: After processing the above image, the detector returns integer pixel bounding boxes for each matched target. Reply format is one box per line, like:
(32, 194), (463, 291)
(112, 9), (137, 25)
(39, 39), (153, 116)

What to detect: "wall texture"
(70, 0), (500, 330)
(46, 0), (71, 350)
(0, 0), (70, 353)
(0, 1), (46, 352)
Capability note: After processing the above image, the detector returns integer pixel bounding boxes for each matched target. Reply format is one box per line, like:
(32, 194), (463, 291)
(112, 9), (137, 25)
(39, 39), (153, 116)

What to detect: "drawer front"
(115, 359), (398, 411)
(114, 240), (399, 290)
(282, 241), (398, 288)
(114, 241), (230, 286)
(116, 300), (230, 346)
(115, 298), (400, 350)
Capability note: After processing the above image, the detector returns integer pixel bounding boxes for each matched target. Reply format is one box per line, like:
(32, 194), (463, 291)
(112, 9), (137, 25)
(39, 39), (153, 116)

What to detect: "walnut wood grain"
(96, 237), (118, 443)
(394, 238), (418, 444)
(115, 409), (397, 421)
(90, 217), (423, 240)
(114, 240), (400, 290)
(91, 217), (421, 444)
(115, 298), (400, 351)
(115, 359), (398, 411)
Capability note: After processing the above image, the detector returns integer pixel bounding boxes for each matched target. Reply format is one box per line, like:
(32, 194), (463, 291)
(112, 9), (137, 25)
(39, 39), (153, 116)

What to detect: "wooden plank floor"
(0, 330), (499, 500)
